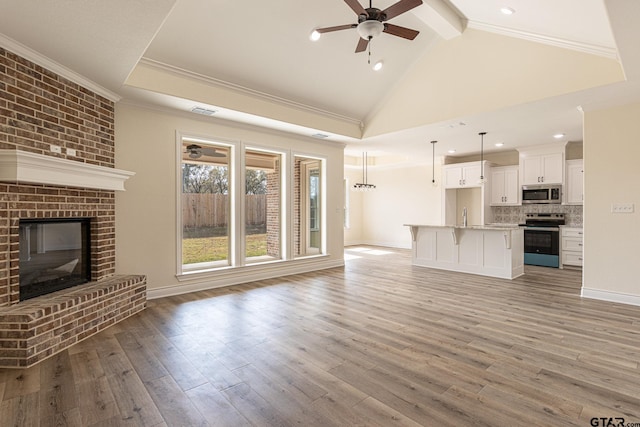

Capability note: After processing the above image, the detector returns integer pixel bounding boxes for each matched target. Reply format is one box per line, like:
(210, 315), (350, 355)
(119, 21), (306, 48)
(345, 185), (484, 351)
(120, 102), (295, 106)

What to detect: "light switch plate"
(50, 145), (62, 154)
(611, 203), (634, 213)
(66, 148), (76, 156)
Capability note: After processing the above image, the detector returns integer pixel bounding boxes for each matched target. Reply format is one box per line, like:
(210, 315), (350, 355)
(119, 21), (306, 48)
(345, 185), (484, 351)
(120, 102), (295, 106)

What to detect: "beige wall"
(365, 29), (624, 138)
(446, 150), (520, 166)
(114, 103), (345, 296)
(344, 168), (364, 246)
(583, 101), (640, 302)
(358, 163), (442, 249)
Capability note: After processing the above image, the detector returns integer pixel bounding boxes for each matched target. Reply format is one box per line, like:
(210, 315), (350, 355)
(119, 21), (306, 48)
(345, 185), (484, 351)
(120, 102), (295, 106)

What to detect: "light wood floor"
(2, 246), (640, 426)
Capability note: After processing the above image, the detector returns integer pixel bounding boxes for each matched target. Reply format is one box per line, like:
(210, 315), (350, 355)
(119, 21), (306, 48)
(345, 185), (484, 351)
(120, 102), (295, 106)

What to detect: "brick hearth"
(0, 275), (146, 368)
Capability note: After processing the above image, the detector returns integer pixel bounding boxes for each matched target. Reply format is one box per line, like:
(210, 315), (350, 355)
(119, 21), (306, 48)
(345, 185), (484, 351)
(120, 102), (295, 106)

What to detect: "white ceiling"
(1, 0), (639, 160)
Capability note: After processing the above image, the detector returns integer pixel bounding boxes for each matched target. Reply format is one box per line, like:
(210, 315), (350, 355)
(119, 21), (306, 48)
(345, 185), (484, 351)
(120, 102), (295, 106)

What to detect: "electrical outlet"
(50, 145), (62, 154)
(611, 203), (634, 213)
(66, 148), (76, 156)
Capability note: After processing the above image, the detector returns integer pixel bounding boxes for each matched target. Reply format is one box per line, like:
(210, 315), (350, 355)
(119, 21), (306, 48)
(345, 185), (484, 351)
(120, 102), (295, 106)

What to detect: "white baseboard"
(581, 287), (640, 307)
(147, 257), (344, 300)
(359, 239), (411, 250)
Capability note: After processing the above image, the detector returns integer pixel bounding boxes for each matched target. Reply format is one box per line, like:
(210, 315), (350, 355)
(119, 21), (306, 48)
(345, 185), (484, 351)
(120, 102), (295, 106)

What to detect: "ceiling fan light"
(357, 20), (384, 40)
(373, 60), (383, 71)
(310, 30), (321, 41)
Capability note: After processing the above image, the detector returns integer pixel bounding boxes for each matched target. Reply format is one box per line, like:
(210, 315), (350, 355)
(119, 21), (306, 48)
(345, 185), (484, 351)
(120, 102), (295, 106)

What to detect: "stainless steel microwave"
(522, 185), (562, 204)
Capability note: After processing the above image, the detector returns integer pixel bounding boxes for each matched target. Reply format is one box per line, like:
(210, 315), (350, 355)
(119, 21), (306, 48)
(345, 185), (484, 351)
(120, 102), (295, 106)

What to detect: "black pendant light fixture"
(479, 131), (486, 184)
(431, 140), (437, 186)
(352, 152), (376, 191)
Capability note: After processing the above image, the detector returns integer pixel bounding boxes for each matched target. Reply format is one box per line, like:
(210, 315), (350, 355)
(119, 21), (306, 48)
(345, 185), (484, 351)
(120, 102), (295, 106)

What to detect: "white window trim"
(175, 131), (238, 275)
(175, 130), (328, 277)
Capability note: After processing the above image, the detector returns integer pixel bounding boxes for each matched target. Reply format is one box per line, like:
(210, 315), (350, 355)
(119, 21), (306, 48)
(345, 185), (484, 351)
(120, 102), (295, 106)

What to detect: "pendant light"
(352, 152), (376, 191)
(478, 132), (486, 184)
(431, 140), (438, 187)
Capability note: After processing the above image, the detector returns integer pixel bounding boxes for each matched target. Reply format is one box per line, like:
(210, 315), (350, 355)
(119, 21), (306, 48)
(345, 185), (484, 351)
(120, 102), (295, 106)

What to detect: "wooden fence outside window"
(182, 194), (266, 228)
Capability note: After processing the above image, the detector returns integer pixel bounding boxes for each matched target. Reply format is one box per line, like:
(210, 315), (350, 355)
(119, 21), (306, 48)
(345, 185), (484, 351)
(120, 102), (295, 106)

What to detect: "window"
(178, 134), (326, 274)
(245, 149), (282, 263)
(180, 140), (230, 270)
(295, 156), (324, 257)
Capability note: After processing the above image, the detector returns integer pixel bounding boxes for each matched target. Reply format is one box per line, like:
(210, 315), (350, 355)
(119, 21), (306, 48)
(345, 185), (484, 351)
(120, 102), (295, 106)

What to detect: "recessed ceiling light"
(495, 142), (504, 147)
(553, 133), (565, 139)
(448, 149), (457, 154)
(310, 30), (321, 41)
(500, 6), (515, 15)
(373, 60), (383, 71)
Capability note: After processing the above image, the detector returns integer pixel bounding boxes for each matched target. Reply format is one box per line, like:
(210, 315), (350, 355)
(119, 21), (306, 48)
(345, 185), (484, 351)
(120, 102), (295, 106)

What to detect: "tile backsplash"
(492, 205), (583, 227)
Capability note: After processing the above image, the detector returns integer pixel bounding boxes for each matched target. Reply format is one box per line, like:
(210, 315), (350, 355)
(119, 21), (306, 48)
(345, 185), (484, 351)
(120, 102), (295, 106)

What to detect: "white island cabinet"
(406, 225), (524, 279)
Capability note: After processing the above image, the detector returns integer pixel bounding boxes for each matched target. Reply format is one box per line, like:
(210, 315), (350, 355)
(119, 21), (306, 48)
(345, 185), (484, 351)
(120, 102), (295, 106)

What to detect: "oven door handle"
(523, 227), (559, 231)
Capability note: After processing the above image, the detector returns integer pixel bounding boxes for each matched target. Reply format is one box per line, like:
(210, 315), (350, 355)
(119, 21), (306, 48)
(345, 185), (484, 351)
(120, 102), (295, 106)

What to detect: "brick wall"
(0, 47), (117, 307)
(266, 158), (280, 257)
(0, 48), (115, 167)
(294, 159), (301, 255)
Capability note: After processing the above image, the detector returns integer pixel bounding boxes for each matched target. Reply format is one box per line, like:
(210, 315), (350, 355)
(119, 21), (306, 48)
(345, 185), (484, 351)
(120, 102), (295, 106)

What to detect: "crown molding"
(467, 21), (619, 60)
(137, 58), (362, 127)
(0, 33), (121, 102)
(0, 150), (135, 191)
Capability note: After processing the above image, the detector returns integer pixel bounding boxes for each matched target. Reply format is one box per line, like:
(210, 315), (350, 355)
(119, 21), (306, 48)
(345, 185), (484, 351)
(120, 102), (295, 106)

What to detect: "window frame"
(175, 131), (327, 278)
(176, 132), (238, 275)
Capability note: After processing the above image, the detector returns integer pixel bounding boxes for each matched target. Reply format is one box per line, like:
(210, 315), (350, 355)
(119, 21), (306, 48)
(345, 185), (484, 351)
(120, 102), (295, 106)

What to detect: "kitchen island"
(405, 224), (524, 279)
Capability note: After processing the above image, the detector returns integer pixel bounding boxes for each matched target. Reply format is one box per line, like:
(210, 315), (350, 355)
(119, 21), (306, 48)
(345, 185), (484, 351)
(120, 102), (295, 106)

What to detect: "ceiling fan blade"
(344, 0), (367, 16)
(355, 37), (369, 53)
(381, 0), (423, 20)
(383, 23), (419, 40)
(201, 147), (226, 158)
(316, 24), (357, 33)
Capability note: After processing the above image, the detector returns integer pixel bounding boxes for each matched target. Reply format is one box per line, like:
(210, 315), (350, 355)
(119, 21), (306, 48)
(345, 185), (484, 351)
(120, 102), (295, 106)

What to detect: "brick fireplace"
(0, 47), (146, 367)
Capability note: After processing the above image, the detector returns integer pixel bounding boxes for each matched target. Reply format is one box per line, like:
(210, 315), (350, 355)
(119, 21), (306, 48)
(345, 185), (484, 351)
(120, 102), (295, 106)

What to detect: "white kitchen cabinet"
(566, 159), (584, 205)
(521, 153), (564, 185)
(561, 227), (583, 268)
(443, 162), (483, 188)
(490, 166), (519, 205)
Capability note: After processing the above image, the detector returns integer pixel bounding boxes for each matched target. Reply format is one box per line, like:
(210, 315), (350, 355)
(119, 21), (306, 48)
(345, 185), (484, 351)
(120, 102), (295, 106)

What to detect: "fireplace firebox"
(19, 218), (91, 301)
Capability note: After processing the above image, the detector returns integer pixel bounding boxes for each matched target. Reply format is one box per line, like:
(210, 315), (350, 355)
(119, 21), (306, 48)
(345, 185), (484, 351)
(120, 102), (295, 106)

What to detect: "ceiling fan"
(184, 144), (225, 159)
(314, 0), (423, 53)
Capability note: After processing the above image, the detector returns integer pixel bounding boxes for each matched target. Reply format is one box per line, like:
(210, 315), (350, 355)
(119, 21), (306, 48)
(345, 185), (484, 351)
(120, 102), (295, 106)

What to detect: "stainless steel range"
(522, 213), (565, 268)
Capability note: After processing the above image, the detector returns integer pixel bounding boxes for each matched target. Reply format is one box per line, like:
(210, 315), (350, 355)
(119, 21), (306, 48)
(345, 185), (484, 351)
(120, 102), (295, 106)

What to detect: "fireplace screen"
(19, 218), (91, 301)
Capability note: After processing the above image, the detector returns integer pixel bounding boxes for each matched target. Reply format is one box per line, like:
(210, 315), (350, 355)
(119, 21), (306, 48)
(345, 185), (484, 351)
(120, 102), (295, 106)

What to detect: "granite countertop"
(404, 224), (522, 230)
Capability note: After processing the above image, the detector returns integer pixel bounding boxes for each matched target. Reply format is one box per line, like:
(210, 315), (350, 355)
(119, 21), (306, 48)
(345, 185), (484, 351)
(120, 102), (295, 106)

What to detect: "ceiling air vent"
(311, 133), (329, 139)
(191, 106), (217, 116)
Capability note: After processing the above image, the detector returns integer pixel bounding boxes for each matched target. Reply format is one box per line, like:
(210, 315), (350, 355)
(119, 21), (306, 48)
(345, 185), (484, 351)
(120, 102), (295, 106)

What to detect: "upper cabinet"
(566, 159), (584, 205)
(521, 152), (564, 185)
(443, 162), (484, 188)
(490, 166), (519, 206)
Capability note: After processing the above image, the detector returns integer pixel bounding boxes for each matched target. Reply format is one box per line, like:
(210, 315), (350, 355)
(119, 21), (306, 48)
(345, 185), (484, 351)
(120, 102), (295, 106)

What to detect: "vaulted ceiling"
(1, 0), (639, 159)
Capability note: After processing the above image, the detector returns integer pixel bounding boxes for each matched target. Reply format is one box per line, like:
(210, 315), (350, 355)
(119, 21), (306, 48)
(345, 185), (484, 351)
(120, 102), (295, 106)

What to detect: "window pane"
(294, 157), (323, 257)
(246, 150), (281, 262)
(181, 141), (230, 268)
